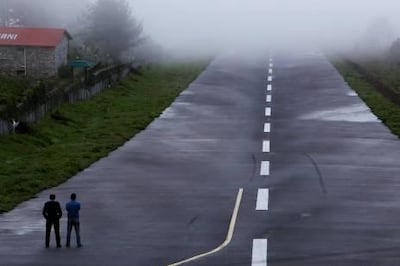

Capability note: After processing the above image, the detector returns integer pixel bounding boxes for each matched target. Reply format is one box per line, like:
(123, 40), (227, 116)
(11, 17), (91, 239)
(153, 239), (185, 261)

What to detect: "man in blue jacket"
(66, 193), (82, 248)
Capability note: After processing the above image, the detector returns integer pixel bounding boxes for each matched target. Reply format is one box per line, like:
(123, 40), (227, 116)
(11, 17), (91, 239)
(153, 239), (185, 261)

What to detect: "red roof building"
(0, 27), (72, 77)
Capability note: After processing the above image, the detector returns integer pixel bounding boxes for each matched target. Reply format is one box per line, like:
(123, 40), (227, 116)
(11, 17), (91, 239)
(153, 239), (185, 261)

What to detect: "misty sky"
(131, 0), (400, 52)
(5, 0), (400, 54)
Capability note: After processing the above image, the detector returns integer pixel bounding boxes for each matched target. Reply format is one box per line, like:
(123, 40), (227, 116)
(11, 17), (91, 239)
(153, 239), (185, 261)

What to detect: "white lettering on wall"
(0, 33), (18, 40)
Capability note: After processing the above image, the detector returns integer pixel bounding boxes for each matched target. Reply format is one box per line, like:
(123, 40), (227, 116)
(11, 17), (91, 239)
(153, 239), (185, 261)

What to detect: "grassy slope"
(0, 62), (207, 212)
(332, 59), (400, 137)
(355, 59), (400, 93)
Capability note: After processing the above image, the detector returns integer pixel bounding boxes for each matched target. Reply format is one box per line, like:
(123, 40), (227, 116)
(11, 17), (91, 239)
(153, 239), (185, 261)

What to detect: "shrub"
(58, 65), (73, 79)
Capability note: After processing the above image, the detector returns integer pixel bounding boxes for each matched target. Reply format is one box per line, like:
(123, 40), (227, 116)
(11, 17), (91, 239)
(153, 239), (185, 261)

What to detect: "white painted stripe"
(268, 69), (272, 75)
(267, 84), (272, 91)
(269, 63), (273, 68)
(260, 161), (270, 176)
(266, 95), (271, 102)
(256, 189), (269, 210)
(268, 76), (272, 82)
(269, 58), (273, 62)
(265, 107), (271, 117)
(252, 239), (268, 266)
(264, 123), (271, 133)
(168, 189), (244, 266)
(262, 140), (270, 153)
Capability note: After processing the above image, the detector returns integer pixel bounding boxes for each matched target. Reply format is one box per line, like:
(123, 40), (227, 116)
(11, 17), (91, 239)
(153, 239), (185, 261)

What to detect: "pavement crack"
(304, 152), (328, 195)
(187, 215), (199, 226)
(250, 153), (257, 181)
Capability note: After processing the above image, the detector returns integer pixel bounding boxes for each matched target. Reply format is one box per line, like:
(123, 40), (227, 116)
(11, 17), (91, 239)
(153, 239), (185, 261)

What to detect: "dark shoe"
(57, 245), (62, 248)
(77, 244), (83, 248)
(66, 245), (70, 248)
(45, 245), (49, 248)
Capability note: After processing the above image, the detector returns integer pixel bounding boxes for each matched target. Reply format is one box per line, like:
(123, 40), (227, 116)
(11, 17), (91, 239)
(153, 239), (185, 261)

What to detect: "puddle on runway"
(159, 107), (177, 118)
(180, 90), (195, 95)
(300, 103), (379, 122)
(160, 102), (193, 118)
(347, 91), (358, 96)
(0, 199), (46, 236)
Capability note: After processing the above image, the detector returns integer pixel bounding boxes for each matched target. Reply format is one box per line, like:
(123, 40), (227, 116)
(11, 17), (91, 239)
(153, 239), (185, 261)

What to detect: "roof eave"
(64, 30), (73, 40)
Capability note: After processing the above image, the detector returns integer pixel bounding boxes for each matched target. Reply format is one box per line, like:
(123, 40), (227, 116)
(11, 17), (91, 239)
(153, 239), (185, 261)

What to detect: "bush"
(387, 39), (400, 63)
(58, 65), (73, 79)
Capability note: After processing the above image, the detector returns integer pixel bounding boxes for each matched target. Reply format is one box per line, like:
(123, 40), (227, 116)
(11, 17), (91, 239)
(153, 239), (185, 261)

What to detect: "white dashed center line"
(260, 161), (270, 176)
(265, 107), (271, 117)
(256, 189), (269, 211)
(264, 123), (271, 133)
(252, 56), (273, 266)
(252, 239), (268, 266)
(262, 140), (270, 153)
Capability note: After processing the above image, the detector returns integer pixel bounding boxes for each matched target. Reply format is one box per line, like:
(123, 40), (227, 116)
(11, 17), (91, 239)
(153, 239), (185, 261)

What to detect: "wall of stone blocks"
(0, 38), (69, 78)
(25, 47), (56, 77)
(55, 36), (69, 69)
(0, 46), (24, 75)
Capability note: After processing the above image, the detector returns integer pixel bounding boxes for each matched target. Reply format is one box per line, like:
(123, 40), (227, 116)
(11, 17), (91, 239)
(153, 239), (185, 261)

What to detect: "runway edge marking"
(166, 188), (244, 266)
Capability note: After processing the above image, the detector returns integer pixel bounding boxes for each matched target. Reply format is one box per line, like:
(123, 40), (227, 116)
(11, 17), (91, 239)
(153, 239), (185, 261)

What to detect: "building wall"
(55, 36), (69, 69)
(0, 46), (25, 75)
(0, 34), (69, 78)
(25, 47), (56, 77)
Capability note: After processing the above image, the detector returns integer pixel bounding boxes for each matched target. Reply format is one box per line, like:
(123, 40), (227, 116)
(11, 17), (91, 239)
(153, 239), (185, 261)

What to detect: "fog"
(3, 0), (400, 57)
(1, 0), (89, 30)
(132, 0), (400, 55)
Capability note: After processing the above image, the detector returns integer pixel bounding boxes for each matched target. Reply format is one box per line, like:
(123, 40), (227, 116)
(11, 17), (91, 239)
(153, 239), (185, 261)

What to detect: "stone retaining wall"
(0, 66), (132, 135)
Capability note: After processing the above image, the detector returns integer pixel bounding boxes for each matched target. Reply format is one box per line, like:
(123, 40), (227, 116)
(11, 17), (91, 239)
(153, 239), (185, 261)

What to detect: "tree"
(387, 38), (400, 63)
(357, 17), (394, 56)
(83, 0), (143, 62)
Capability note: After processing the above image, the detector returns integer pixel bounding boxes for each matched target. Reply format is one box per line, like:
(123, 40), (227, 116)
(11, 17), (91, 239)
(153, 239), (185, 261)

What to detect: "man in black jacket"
(42, 194), (62, 248)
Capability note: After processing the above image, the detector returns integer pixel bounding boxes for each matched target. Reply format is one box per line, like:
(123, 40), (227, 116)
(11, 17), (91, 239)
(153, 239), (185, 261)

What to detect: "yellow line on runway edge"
(166, 188), (244, 266)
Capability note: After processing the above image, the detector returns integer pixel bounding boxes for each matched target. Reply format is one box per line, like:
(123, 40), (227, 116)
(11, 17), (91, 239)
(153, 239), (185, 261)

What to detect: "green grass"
(332, 59), (400, 137)
(355, 59), (400, 93)
(0, 61), (208, 212)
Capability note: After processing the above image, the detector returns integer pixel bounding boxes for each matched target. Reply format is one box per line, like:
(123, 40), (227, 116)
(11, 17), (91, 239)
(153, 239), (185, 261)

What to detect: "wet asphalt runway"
(1, 51), (400, 266)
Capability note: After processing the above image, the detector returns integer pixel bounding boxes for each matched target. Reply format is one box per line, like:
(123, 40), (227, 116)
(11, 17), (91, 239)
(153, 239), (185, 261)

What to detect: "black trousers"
(45, 219), (61, 247)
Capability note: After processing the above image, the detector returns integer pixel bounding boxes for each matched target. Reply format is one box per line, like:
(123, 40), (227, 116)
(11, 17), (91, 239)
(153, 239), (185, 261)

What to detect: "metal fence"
(0, 67), (131, 135)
